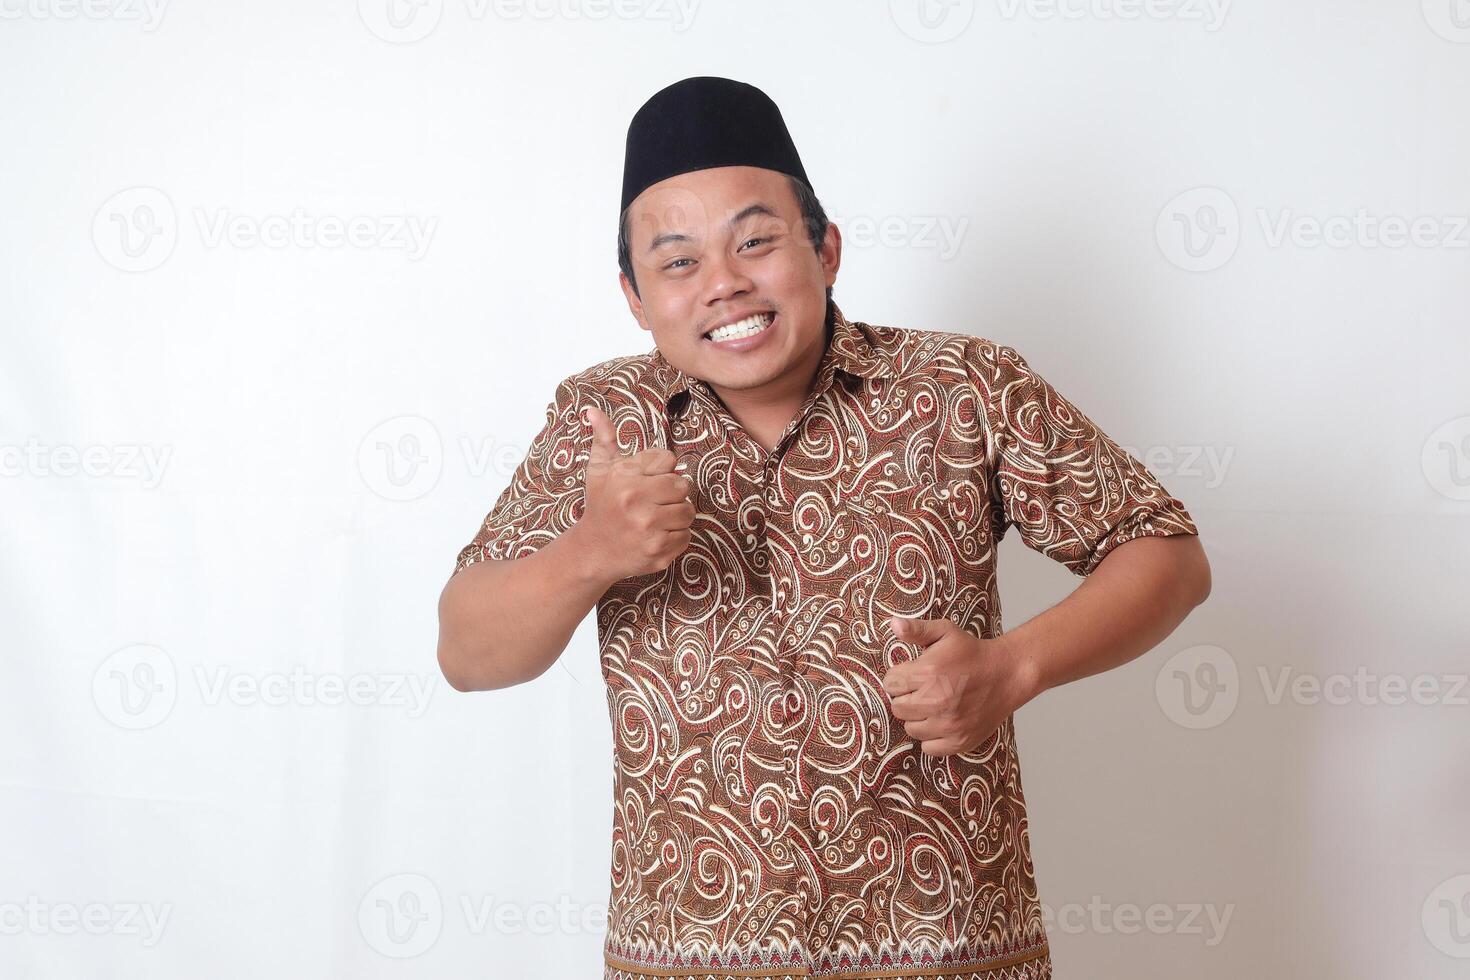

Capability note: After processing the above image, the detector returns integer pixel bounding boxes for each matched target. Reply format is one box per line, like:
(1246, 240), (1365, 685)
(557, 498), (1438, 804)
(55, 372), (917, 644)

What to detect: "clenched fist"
(578, 405), (696, 581)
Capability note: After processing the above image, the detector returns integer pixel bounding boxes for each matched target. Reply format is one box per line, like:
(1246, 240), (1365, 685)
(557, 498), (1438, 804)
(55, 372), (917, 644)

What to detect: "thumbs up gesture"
(578, 405), (696, 581)
(881, 616), (1042, 757)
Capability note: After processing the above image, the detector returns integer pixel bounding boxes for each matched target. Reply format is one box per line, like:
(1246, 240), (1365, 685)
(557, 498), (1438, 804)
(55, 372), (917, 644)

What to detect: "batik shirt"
(453, 302), (1199, 979)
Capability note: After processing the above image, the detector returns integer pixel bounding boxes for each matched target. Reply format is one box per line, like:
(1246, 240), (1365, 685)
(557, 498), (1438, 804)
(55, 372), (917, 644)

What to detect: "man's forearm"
(1001, 533), (1212, 704)
(436, 522), (615, 691)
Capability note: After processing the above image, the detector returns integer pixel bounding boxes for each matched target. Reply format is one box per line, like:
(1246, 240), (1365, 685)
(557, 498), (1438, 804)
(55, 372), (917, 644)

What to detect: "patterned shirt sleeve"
(452, 376), (589, 575)
(970, 338), (1199, 577)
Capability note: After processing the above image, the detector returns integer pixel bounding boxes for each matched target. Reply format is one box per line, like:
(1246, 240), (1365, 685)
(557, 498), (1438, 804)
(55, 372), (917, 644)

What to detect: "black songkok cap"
(620, 76), (813, 214)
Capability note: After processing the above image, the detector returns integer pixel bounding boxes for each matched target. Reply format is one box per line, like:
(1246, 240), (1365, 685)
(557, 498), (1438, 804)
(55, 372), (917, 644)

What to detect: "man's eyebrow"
(645, 202), (779, 254)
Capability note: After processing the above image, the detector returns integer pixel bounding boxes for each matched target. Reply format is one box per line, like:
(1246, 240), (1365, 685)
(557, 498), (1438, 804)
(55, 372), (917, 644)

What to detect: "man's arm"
(883, 533), (1209, 755)
(1000, 532), (1211, 704)
(437, 405), (695, 692)
(882, 339), (1211, 755)
(437, 521), (616, 692)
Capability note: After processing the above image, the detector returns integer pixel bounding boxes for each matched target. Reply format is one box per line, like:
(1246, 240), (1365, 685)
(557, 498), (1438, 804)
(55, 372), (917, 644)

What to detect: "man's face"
(619, 165), (840, 394)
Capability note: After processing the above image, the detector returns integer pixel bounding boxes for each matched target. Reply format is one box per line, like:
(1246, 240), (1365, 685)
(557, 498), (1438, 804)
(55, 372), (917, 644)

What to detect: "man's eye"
(665, 258), (693, 270)
(739, 236), (769, 250)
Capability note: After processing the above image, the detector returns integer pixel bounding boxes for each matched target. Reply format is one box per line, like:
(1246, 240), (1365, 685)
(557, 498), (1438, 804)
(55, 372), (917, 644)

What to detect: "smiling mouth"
(703, 311), (775, 342)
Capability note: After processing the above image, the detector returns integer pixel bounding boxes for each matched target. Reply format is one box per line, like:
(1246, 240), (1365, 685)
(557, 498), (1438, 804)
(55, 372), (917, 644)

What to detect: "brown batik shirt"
(453, 302), (1199, 979)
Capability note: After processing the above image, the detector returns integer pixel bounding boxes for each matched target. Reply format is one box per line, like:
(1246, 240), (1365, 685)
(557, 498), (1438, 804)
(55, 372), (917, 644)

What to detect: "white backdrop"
(3, 2), (1468, 977)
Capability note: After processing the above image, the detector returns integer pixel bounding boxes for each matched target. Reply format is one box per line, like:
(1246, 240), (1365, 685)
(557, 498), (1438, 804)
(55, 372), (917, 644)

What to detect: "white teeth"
(707, 312), (774, 342)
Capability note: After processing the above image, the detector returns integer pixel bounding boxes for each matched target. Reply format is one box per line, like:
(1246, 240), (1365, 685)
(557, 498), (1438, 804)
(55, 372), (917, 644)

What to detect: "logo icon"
(1422, 416), (1470, 501)
(1423, 874), (1470, 957)
(1423, 0), (1470, 43)
(93, 187), (177, 272)
(1156, 644), (1238, 729)
(358, 416), (444, 501)
(93, 644), (178, 730)
(359, 0), (444, 43)
(889, 0), (975, 43)
(1156, 186), (1240, 272)
(359, 873), (443, 957)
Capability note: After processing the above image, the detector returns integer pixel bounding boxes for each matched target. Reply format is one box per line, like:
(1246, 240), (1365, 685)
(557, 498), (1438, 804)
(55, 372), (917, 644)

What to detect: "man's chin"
(696, 367), (776, 390)
(686, 358), (779, 391)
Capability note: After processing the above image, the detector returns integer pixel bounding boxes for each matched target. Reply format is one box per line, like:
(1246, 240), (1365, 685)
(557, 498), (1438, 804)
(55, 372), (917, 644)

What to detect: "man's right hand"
(578, 405), (695, 581)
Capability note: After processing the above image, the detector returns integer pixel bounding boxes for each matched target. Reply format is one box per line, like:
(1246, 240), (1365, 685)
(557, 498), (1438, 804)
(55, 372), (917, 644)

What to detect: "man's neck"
(705, 309), (833, 454)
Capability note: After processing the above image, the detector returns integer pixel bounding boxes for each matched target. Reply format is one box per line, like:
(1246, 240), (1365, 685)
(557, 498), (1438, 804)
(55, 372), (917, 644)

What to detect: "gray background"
(2, 1), (1467, 977)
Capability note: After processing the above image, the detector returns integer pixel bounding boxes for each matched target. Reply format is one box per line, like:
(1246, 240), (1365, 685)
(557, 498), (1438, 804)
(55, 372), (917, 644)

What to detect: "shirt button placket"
(762, 453), (780, 617)
(763, 455), (798, 810)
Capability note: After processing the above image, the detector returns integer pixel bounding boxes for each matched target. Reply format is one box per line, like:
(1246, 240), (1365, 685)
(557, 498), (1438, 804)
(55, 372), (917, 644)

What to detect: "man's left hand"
(881, 616), (1041, 757)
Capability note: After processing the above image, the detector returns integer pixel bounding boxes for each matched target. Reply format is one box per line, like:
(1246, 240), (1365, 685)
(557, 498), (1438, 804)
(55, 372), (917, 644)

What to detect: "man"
(438, 76), (1209, 980)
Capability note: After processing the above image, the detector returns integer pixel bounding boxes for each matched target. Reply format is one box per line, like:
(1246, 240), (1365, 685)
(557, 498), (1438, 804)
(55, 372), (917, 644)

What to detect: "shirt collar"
(645, 300), (896, 411)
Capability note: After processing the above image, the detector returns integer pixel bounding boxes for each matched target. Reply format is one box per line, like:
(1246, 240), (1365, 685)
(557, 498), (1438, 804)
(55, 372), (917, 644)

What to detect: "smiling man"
(438, 76), (1210, 980)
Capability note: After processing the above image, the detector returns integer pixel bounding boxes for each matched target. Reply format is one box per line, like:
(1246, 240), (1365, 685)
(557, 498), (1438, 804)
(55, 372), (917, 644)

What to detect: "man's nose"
(700, 248), (754, 304)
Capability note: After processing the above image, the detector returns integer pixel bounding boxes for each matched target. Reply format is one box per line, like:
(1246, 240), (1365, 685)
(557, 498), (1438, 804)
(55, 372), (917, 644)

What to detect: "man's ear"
(821, 221), (842, 289)
(619, 272), (650, 332)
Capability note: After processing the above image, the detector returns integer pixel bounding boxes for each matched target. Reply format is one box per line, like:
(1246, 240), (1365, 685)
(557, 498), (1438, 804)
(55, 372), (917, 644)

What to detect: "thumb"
(888, 615), (953, 649)
(582, 405), (621, 467)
